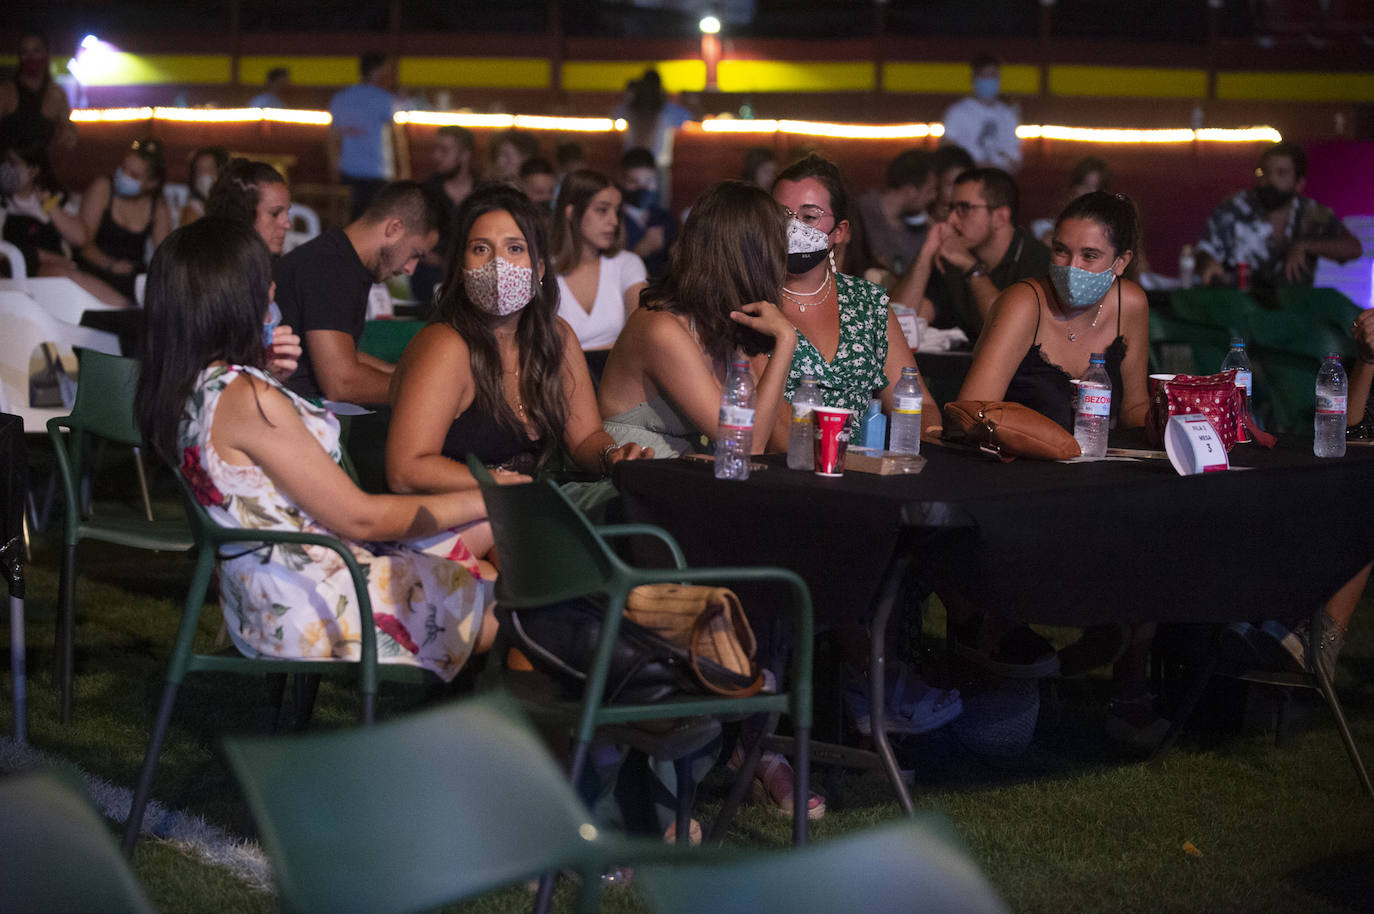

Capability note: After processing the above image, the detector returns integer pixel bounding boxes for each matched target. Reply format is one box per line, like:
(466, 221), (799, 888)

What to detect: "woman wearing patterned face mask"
(951, 191), (1160, 750)
(75, 136), (172, 304)
(764, 154), (937, 450)
(386, 183), (649, 509)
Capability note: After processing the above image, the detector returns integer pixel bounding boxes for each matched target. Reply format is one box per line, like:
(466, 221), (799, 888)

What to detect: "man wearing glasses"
(900, 167), (1049, 340)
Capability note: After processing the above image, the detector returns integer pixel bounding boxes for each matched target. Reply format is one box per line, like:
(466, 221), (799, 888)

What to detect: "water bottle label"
(894, 396), (922, 414)
(1077, 388), (1111, 417)
(1234, 370), (1252, 396)
(1315, 394), (1347, 416)
(719, 405), (755, 429)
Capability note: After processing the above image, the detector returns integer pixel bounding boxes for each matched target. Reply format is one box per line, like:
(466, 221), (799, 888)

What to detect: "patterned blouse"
(178, 364), (487, 682)
(1196, 190), (1347, 288)
(783, 271), (892, 415)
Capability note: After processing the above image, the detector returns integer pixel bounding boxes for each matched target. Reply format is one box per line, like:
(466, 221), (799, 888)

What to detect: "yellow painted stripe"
(561, 60), (705, 93)
(884, 62), (1038, 95)
(240, 56), (359, 87)
(74, 53), (231, 86)
(717, 60), (873, 93)
(1049, 65), (1207, 98)
(400, 57), (549, 89)
(1217, 71), (1374, 102)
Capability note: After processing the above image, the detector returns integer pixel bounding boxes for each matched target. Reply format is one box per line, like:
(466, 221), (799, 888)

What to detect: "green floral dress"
(783, 272), (892, 414)
(178, 364), (487, 682)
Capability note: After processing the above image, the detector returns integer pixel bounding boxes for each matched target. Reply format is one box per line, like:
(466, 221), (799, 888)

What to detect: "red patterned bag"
(1146, 371), (1275, 451)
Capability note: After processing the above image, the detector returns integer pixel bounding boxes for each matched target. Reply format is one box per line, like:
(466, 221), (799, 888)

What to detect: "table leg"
(868, 541), (916, 815)
(9, 594), (24, 744)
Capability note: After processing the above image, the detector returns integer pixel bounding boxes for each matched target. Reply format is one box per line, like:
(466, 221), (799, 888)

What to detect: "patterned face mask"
(786, 217), (830, 274)
(463, 256), (535, 316)
(1049, 261), (1118, 310)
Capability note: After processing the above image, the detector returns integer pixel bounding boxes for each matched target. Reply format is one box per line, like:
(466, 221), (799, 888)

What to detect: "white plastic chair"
(0, 290), (120, 434)
(288, 202), (320, 237)
(1313, 214), (1374, 310)
(0, 275), (127, 326)
(0, 240), (26, 285)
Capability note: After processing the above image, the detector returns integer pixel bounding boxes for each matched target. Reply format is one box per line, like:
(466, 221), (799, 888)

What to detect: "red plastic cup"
(1236, 261), (1249, 291)
(812, 406), (854, 477)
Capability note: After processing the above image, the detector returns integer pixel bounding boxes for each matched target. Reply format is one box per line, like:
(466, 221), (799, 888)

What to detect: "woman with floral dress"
(765, 154), (938, 448)
(135, 216), (504, 681)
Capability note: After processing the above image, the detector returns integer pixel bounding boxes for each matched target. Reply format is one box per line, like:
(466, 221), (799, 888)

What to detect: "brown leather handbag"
(942, 400), (1082, 461)
(625, 584), (765, 697)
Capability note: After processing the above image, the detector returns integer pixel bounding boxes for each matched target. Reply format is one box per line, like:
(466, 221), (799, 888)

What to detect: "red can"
(1236, 261), (1250, 291)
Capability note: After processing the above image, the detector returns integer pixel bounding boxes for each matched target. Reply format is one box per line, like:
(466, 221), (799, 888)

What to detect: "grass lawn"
(4, 449), (1373, 913)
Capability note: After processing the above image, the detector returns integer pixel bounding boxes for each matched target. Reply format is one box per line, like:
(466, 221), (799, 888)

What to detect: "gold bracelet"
(598, 442), (619, 476)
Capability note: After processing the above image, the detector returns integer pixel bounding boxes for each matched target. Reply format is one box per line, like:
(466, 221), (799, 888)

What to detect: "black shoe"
(951, 616), (1060, 679)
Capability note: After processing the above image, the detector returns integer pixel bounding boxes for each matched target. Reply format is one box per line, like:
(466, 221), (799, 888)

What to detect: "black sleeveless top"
(76, 193), (154, 298)
(0, 74), (54, 148)
(1004, 280), (1127, 432)
(441, 400), (542, 474)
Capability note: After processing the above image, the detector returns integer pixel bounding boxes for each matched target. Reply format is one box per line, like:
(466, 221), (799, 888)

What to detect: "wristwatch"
(964, 261), (988, 280)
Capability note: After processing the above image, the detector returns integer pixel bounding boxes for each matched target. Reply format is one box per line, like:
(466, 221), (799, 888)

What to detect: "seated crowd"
(8, 39), (1369, 836)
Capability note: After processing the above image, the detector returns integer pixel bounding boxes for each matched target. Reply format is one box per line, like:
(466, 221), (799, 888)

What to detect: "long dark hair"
(136, 216), (272, 464)
(550, 168), (623, 274)
(434, 183), (566, 466)
(641, 181), (786, 370)
(1056, 191), (1142, 282)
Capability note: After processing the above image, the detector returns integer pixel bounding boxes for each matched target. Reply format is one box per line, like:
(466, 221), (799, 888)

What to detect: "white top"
(940, 96), (1022, 172)
(556, 249), (647, 350)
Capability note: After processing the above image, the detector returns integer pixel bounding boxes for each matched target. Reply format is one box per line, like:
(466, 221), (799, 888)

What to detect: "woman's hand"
(490, 468), (532, 485)
(730, 300), (797, 349)
(267, 324), (302, 382)
(1355, 309), (1374, 364)
(109, 258), (136, 276)
(607, 442), (655, 465)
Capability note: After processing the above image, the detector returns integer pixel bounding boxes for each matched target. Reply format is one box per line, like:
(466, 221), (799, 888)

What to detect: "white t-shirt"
(556, 249), (647, 350)
(940, 96), (1022, 172)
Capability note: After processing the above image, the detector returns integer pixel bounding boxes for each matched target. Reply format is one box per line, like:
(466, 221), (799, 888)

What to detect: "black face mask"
(787, 248), (828, 275)
(1255, 184), (1295, 211)
(435, 167), (461, 181)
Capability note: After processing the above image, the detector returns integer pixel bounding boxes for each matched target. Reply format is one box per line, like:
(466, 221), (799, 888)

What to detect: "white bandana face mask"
(786, 217), (831, 274)
(463, 256), (535, 316)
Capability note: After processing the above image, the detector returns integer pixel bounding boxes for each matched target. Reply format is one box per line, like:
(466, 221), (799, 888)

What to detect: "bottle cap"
(901, 366), (917, 376)
(1229, 337), (1245, 348)
(1090, 351), (1105, 363)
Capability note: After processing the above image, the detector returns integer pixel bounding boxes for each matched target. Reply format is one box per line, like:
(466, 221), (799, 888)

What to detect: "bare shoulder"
(216, 370), (299, 428)
(1119, 279), (1149, 315)
(633, 307), (691, 347)
(985, 279), (1045, 329)
(403, 321), (469, 364)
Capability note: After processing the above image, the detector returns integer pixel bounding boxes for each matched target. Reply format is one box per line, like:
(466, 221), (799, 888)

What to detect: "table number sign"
(1164, 414), (1230, 475)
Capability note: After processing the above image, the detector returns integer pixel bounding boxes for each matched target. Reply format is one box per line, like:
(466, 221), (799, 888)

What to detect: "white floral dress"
(179, 364), (486, 682)
(783, 272), (891, 415)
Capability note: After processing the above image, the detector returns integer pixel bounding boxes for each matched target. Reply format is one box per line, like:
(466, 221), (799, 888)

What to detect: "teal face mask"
(972, 76), (1000, 100)
(1049, 262), (1117, 309)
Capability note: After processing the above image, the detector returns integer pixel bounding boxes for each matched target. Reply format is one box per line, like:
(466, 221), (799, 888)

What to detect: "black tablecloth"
(615, 434), (1374, 627)
(1, 413), (24, 598)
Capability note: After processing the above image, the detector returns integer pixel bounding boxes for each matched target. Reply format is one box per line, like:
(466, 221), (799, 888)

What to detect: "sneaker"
(843, 664), (962, 736)
(1258, 614), (1345, 683)
(951, 616), (1060, 679)
(1057, 623), (1128, 677)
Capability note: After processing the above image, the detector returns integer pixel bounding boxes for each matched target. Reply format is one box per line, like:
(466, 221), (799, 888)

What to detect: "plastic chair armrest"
(594, 523), (687, 570)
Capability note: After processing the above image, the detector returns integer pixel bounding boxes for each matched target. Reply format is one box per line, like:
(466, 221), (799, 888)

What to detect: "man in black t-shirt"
(894, 167), (1050, 342)
(275, 181), (440, 404)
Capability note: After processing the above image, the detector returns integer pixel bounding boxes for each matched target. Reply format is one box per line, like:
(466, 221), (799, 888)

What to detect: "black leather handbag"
(502, 598), (757, 704)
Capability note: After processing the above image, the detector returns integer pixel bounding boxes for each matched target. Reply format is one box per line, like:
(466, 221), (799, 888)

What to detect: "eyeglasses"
(783, 204), (833, 227)
(949, 201), (993, 217)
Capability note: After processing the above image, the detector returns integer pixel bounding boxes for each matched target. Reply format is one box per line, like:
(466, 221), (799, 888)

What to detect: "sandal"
(749, 750), (826, 821)
(844, 663), (962, 736)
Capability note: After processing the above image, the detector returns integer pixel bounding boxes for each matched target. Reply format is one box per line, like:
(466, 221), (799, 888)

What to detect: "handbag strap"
(687, 606), (765, 697)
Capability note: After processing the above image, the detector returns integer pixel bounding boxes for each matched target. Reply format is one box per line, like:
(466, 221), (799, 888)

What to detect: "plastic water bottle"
(1220, 337), (1253, 443)
(1314, 352), (1348, 458)
(263, 300), (282, 348)
(715, 359), (756, 480)
(1178, 244), (1196, 289)
(888, 365), (923, 455)
(1074, 352), (1112, 458)
(787, 376), (823, 470)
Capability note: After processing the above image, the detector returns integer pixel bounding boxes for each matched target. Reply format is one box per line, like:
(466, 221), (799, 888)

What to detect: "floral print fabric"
(784, 272), (892, 415)
(179, 364), (486, 682)
(1196, 190), (1346, 288)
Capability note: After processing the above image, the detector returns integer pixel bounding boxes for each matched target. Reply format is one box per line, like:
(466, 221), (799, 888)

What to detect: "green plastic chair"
(1276, 287), (1360, 336)
(467, 456), (815, 846)
(0, 769), (155, 914)
(358, 318), (425, 364)
(1147, 307), (1230, 375)
(636, 816), (1008, 914)
(1243, 309), (1353, 434)
(120, 469), (433, 857)
(1170, 288), (1263, 338)
(46, 350), (194, 724)
(222, 691), (694, 914)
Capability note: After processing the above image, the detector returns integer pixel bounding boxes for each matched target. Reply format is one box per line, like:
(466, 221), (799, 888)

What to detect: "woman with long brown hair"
(386, 183), (649, 508)
(596, 180), (798, 458)
(551, 168), (647, 351)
